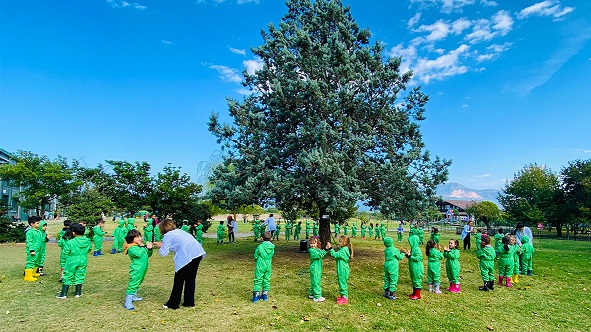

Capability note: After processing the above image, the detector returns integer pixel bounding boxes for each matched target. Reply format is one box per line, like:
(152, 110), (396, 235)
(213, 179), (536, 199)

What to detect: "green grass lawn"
(1, 227), (590, 332)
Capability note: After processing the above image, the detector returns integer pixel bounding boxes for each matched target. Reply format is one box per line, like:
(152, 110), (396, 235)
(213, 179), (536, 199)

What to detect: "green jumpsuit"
(329, 246), (351, 298)
(195, 224), (203, 243)
(58, 229), (69, 268)
(383, 237), (404, 292)
(294, 223), (301, 240)
(144, 221), (154, 242)
(360, 224), (366, 238)
(343, 225), (348, 236)
(474, 231), (482, 250)
(217, 224), (225, 244)
(253, 222), (260, 241)
(433, 233), (440, 244)
(520, 235), (534, 273)
(25, 226), (42, 269)
(153, 224), (162, 242)
(380, 224), (386, 239)
(127, 218), (136, 231)
(498, 244), (517, 277)
(62, 236), (92, 286)
(92, 225), (106, 251)
(274, 224), (281, 240)
(351, 222), (357, 238)
(427, 247), (444, 284)
(285, 222), (292, 240)
(126, 244), (153, 295)
(313, 222), (319, 236)
(305, 221), (311, 239)
(476, 245), (496, 282)
(443, 248), (461, 284)
(494, 233), (504, 256)
(116, 220), (127, 252)
(308, 247), (328, 299)
(406, 235), (424, 289)
(253, 241), (275, 292)
(37, 221), (48, 267)
(417, 228), (424, 245)
(368, 225), (374, 238)
(513, 245), (521, 275)
(181, 224), (190, 233)
(334, 223), (340, 235)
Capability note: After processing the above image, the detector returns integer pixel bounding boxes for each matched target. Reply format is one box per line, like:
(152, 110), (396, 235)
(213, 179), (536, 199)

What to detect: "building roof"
(438, 199), (477, 210)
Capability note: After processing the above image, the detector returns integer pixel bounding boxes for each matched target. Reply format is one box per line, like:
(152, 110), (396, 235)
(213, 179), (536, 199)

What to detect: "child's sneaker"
(336, 296), (348, 305)
(258, 293), (268, 301)
(313, 297), (325, 302)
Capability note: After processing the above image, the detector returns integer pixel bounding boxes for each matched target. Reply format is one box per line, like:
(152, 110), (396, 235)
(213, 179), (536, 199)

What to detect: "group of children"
(252, 220), (308, 242)
(251, 223), (536, 305)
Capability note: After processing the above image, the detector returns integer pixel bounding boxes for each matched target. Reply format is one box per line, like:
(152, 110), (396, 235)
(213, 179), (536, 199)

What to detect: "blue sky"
(1, 0), (590, 190)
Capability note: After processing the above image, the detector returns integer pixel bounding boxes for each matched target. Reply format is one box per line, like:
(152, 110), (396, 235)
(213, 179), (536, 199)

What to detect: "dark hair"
(262, 231), (272, 241)
(63, 219), (72, 227)
(433, 227), (439, 234)
(502, 234), (512, 252)
(449, 239), (459, 249)
(219, 220), (224, 225)
(96, 218), (104, 224)
(125, 229), (141, 244)
(159, 219), (176, 236)
(28, 216), (40, 225)
(426, 240), (436, 256)
(481, 234), (491, 246)
(498, 228), (504, 234)
(70, 223), (86, 236)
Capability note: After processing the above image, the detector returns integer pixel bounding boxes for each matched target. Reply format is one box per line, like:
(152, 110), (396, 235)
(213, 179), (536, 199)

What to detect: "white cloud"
(229, 47), (246, 56)
(517, 1), (575, 21)
(413, 44), (471, 83)
(107, 0), (146, 10)
(476, 53), (494, 61)
(237, 0), (260, 4)
(492, 10), (513, 35)
(451, 18), (471, 34)
(409, 0), (476, 14)
(465, 10), (513, 44)
(408, 12), (422, 29)
(480, 0), (497, 6)
(243, 58), (264, 75)
(475, 42), (512, 62)
(462, 104), (469, 108)
(208, 65), (242, 83)
(161, 40), (174, 45)
(414, 20), (451, 42)
(474, 173), (493, 178)
(386, 43), (418, 74)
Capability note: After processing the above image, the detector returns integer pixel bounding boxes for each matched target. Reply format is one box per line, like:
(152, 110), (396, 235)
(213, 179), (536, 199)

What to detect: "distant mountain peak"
(437, 182), (500, 207)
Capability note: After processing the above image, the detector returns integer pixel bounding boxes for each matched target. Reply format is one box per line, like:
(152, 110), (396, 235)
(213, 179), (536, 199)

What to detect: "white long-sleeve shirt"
(159, 229), (206, 271)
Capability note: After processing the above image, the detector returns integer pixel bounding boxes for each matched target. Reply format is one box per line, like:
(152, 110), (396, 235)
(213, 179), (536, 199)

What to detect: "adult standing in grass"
(153, 219), (206, 309)
(264, 214), (276, 238)
(514, 222), (533, 245)
(461, 220), (474, 250)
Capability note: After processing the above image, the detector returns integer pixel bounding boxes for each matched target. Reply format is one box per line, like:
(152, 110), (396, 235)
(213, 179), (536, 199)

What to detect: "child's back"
(252, 234), (275, 302)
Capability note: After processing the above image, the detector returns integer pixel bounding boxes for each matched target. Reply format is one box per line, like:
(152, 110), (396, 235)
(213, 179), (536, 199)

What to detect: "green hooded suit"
(62, 236), (92, 286)
(476, 245), (496, 281)
(520, 235), (534, 273)
(92, 224), (106, 251)
(253, 241), (275, 292)
(25, 226), (42, 269)
(126, 244), (153, 295)
(195, 223), (203, 243)
(351, 222), (357, 238)
(443, 248), (460, 284)
(37, 221), (48, 267)
(308, 247), (328, 299)
(498, 244), (517, 277)
(144, 219), (154, 242)
(406, 235), (424, 289)
(115, 220), (127, 252)
(383, 237), (404, 292)
(427, 247), (444, 284)
(329, 246), (351, 297)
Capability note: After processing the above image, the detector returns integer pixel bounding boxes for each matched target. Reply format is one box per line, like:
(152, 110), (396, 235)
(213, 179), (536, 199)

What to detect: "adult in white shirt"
(264, 214), (277, 237)
(514, 222), (533, 245)
(154, 219), (206, 309)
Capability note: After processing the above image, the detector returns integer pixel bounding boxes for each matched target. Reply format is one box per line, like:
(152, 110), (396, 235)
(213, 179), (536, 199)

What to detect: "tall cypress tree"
(208, 0), (450, 244)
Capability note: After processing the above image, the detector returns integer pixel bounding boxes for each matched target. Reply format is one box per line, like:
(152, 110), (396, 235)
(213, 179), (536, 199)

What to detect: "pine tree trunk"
(319, 208), (331, 247)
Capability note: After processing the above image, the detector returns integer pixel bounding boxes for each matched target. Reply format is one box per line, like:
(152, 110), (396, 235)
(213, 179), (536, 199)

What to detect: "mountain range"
(436, 182), (501, 206)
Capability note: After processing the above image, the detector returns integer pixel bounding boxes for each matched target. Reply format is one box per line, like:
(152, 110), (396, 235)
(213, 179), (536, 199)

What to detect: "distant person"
(461, 220), (474, 250)
(56, 223), (92, 299)
(443, 239), (461, 293)
(92, 219), (107, 256)
(264, 214), (276, 237)
(227, 216), (236, 243)
(216, 220), (225, 244)
(123, 229), (153, 310)
(382, 236), (404, 300)
(23, 216), (42, 282)
(476, 235), (495, 291)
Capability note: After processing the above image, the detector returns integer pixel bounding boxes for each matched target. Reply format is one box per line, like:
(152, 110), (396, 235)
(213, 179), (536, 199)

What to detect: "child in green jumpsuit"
(397, 224), (404, 242)
(253, 221), (260, 242)
(113, 219), (127, 253)
(57, 220), (72, 282)
(443, 239), (461, 293)
(334, 222), (340, 236)
(313, 221), (319, 236)
(417, 227), (424, 245)
(519, 235), (534, 276)
(57, 223), (92, 299)
(473, 228), (483, 251)
(343, 223), (348, 236)
(294, 222), (301, 240)
(328, 235), (353, 305)
(127, 218), (136, 231)
(360, 222), (366, 239)
(351, 222), (357, 238)
(426, 240), (444, 294)
(432, 227), (440, 244)
(252, 232), (275, 302)
(308, 236), (328, 302)
(368, 223), (374, 239)
(24, 217), (42, 282)
(274, 221), (281, 241)
(512, 240), (521, 284)
(216, 220), (225, 244)
(285, 221), (292, 240)
(494, 228), (504, 257)
(36, 221), (49, 276)
(380, 223), (387, 239)
(305, 221), (311, 239)
(497, 234), (517, 287)
(476, 234), (496, 291)
(403, 234), (424, 300)
(123, 229), (153, 310)
(144, 218), (154, 243)
(195, 220), (204, 244)
(92, 219), (107, 256)
(383, 237), (404, 300)
(181, 220), (190, 233)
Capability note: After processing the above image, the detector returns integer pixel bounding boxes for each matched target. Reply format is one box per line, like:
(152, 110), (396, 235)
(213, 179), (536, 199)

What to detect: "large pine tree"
(208, 0), (450, 244)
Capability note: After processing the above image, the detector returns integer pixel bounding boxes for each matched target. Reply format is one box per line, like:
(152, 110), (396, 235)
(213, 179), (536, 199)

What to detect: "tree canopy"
(465, 200), (500, 231)
(208, 0), (450, 243)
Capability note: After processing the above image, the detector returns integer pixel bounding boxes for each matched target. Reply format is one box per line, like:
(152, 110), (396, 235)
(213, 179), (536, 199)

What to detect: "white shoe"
(56, 295), (67, 299)
(313, 297), (325, 302)
(308, 295), (314, 299)
(162, 304), (168, 309)
(75, 294), (82, 298)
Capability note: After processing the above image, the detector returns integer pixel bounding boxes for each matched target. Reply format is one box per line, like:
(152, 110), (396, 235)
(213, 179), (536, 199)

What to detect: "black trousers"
(165, 256), (203, 309)
(228, 231), (235, 243)
(463, 234), (471, 250)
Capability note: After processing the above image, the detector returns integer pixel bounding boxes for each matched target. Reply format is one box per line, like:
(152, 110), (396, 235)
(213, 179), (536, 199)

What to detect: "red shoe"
(336, 296), (348, 305)
(446, 284), (452, 291)
(410, 288), (422, 300)
(450, 283), (461, 293)
(505, 277), (513, 288)
(498, 276), (504, 286)
(408, 288), (416, 298)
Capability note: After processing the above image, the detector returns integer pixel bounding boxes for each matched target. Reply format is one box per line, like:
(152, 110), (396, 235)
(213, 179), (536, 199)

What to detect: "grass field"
(1, 219), (590, 332)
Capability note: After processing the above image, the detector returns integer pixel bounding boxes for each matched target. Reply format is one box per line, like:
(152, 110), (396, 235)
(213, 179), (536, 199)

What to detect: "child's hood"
(119, 219), (126, 226)
(40, 221), (47, 228)
(258, 241), (275, 258)
(383, 237), (394, 247)
(73, 236), (91, 248)
(521, 235), (530, 244)
(408, 234), (419, 248)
